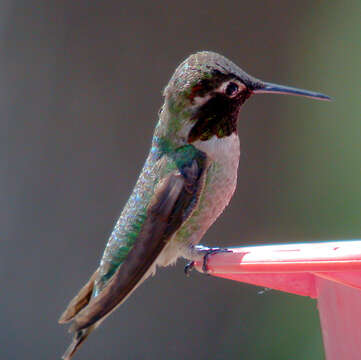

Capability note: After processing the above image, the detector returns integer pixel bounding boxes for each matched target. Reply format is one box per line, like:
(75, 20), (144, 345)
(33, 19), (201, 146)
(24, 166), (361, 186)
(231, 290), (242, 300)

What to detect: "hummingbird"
(59, 51), (330, 359)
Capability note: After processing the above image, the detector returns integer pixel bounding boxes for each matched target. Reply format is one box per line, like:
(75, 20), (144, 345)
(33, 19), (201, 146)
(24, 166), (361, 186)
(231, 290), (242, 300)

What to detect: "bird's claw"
(202, 247), (232, 273)
(184, 261), (195, 277)
(184, 248), (232, 276)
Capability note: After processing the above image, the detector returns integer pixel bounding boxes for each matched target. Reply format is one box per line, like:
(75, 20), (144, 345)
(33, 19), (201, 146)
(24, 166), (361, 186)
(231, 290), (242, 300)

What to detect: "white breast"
(193, 132), (240, 168)
(186, 133), (240, 242)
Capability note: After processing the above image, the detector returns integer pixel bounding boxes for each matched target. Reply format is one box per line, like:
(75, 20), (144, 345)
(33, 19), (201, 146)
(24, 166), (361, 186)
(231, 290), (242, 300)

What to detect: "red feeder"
(194, 240), (361, 360)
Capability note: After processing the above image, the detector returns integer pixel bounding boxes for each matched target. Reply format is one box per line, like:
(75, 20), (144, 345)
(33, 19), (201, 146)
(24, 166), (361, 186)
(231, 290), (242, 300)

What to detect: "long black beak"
(253, 82), (331, 101)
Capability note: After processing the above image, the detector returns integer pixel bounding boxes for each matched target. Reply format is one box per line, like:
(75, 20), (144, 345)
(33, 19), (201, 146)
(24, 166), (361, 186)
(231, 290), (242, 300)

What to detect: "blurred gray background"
(1, 1), (360, 359)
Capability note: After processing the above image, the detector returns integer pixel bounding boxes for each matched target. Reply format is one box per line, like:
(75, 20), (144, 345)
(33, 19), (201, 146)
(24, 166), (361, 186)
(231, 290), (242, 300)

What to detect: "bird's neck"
(192, 132), (240, 165)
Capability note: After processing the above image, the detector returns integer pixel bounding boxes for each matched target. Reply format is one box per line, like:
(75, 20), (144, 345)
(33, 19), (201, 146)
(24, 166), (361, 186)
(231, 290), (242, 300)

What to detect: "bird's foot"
(184, 261), (195, 277)
(183, 246), (232, 276)
(201, 247), (232, 273)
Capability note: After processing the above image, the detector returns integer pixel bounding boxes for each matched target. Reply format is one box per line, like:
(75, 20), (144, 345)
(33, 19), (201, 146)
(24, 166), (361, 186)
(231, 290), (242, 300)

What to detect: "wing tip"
(59, 312), (71, 324)
(59, 269), (99, 324)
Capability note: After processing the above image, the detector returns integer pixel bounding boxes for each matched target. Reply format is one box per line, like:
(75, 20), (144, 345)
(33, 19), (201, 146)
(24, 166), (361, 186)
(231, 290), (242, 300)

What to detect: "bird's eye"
(225, 82), (239, 97)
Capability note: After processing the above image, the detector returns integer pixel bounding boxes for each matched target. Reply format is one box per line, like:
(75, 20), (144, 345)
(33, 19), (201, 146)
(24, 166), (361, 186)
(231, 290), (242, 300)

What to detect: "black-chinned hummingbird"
(59, 51), (330, 359)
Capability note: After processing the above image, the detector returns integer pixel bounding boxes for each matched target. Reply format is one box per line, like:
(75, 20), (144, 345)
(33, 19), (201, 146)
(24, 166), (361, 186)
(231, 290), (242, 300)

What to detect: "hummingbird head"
(155, 51), (330, 149)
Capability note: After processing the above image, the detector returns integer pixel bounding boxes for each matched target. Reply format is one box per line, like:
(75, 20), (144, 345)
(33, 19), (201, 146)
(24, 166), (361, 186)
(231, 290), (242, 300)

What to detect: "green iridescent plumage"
(60, 51), (330, 360)
(94, 141), (206, 294)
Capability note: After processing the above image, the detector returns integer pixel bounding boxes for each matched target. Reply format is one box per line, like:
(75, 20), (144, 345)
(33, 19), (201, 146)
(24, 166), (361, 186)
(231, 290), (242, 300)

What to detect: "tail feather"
(59, 269), (98, 324)
(60, 270), (99, 359)
(62, 327), (94, 360)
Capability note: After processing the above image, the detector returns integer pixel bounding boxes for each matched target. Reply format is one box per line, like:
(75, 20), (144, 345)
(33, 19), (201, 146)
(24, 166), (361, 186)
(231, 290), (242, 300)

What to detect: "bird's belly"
(178, 159), (238, 244)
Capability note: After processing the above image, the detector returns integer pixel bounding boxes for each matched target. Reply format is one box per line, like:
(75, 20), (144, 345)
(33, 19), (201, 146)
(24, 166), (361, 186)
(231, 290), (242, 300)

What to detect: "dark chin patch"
(187, 92), (249, 143)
